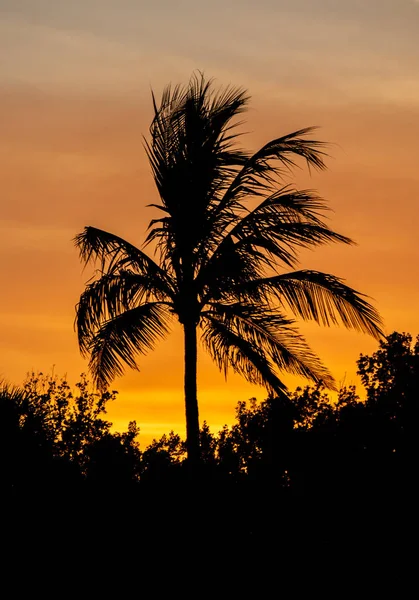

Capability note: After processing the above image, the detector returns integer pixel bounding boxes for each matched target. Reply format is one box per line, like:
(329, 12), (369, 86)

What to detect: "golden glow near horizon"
(1, 0), (419, 446)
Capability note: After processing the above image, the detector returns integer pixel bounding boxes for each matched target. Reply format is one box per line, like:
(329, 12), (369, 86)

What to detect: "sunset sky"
(1, 0), (419, 446)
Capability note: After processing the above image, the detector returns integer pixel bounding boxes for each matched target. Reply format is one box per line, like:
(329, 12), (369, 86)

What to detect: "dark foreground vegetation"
(1, 332), (417, 557)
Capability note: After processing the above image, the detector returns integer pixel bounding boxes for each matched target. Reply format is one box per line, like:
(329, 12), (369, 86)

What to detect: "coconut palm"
(74, 73), (383, 466)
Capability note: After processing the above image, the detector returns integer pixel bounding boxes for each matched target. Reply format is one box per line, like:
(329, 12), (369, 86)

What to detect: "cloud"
(2, 0), (419, 105)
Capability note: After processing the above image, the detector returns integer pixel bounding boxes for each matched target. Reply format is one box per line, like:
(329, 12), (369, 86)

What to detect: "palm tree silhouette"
(75, 73), (383, 466)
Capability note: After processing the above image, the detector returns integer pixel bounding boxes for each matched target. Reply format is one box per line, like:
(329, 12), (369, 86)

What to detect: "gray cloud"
(1, 0), (418, 105)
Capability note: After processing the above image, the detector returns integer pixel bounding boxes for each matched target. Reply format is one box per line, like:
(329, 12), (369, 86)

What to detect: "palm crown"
(75, 74), (383, 463)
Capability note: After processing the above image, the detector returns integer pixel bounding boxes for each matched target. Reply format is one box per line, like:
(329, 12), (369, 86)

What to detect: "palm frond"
(207, 128), (328, 229)
(240, 270), (384, 339)
(143, 72), (252, 274)
(203, 302), (334, 388)
(0, 380), (25, 404)
(74, 226), (176, 296)
(197, 188), (353, 296)
(201, 313), (288, 395)
(87, 302), (172, 389)
(76, 270), (173, 356)
(203, 302), (336, 389)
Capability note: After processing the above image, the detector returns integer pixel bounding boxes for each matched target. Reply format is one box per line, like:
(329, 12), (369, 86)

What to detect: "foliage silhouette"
(0, 376), (77, 496)
(357, 331), (418, 490)
(74, 72), (383, 465)
(139, 332), (416, 501)
(1, 332), (416, 554)
(140, 430), (185, 483)
(0, 372), (141, 496)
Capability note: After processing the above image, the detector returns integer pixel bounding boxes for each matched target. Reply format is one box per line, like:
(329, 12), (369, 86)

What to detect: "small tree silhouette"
(75, 73), (383, 467)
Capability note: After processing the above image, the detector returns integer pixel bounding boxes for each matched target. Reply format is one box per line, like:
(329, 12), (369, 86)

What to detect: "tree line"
(2, 331), (416, 503)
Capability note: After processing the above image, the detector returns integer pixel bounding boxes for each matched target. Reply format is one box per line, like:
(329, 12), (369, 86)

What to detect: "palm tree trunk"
(183, 320), (200, 468)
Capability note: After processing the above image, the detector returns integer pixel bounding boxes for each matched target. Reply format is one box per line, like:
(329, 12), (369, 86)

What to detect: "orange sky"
(1, 0), (419, 446)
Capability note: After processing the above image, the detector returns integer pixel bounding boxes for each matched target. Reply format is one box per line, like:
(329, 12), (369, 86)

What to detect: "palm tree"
(74, 73), (383, 466)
